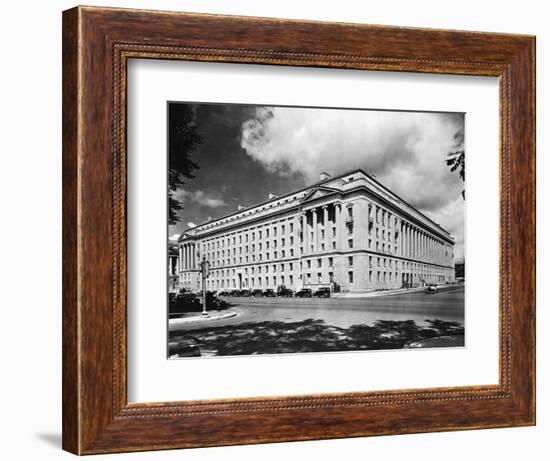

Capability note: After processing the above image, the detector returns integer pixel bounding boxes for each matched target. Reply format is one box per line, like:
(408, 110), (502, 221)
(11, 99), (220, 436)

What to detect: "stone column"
(411, 227), (416, 259)
(398, 221), (403, 256)
(410, 226), (414, 258)
(312, 208), (318, 253)
(294, 214), (301, 256)
(302, 212), (308, 255)
(335, 203), (342, 250)
(422, 232), (426, 261)
(322, 206), (329, 247)
(405, 225), (409, 258)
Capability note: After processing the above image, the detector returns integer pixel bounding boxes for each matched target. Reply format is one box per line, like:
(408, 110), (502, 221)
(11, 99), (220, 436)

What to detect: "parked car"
(424, 284), (439, 294)
(277, 287), (294, 297)
(170, 292), (201, 313)
(218, 291), (230, 297)
(239, 289), (252, 297)
(295, 288), (313, 298)
(262, 289), (276, 297)
(251, 289), (264, 297)
(313, 287), (331, 298)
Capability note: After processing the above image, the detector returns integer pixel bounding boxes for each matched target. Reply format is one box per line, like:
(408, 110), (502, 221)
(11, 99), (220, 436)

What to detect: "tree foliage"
(168, 104), (202, 225)
(445, 127), (465, 199)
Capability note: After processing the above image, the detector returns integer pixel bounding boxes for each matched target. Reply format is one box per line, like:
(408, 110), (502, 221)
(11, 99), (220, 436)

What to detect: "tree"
(168, 104), (202, 225)
(445, 127), (465, 199)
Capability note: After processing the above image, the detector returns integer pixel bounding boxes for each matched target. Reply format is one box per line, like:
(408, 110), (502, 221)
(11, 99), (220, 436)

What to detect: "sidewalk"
(169, 310), (237, 329)
(332, 284), (449, 299)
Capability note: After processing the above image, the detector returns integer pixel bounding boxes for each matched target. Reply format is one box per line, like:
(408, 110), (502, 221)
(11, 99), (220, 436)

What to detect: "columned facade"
(178, 169), (455, 293)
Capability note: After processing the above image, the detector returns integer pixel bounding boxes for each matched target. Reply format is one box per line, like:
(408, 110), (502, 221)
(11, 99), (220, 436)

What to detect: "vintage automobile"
(251, 289), (264, 297)
(424, 283), (439, 294)
(313, 287), (331, 298)
(277, 287), (294, 297)
(262, 288), (276, 297)
(218, 291), (230, 297)
(295, 288), (313, 298)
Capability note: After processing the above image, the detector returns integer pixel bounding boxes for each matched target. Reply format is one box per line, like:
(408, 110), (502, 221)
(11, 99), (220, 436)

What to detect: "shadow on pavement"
(168, 318), (464, 357)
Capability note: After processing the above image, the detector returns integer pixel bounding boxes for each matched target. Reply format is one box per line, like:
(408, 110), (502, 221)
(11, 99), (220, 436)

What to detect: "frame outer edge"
(62, 6), (81, 455)
(62, 6), (536, 454)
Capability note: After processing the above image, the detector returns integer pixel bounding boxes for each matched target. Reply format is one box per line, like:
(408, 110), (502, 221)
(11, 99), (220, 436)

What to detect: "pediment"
(300, 186), (340, 203)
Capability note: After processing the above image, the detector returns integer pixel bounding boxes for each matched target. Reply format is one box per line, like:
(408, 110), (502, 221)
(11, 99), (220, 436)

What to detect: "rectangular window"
(348, 256), (353, 266)
(317, 273), (322, 284)
(348, 272), (354, 283)
(328, 257), (333, 267)
(348, 239), (353, 249)
(317, 258), (322, 268)
(307, 260), (311, 269)
(289, 275), (293, 285)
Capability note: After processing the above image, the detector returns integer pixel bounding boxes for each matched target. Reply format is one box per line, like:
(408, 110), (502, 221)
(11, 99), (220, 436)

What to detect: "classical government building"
(177, 169), (455, 293)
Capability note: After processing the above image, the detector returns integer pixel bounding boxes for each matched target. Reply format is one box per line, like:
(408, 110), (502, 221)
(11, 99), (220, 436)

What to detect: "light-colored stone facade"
(178, 169), (455, 293)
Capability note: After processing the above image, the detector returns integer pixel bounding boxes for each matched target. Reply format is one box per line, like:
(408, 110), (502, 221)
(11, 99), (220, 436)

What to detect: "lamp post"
(200, 256), (210, 316)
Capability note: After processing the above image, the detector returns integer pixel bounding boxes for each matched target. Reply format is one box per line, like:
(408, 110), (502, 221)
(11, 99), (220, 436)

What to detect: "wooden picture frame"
(62, 5), (535, 455)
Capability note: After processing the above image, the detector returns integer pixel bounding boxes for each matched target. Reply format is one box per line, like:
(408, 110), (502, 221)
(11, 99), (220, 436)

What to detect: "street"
(168, 286), (465, 357)
(174, 286), (464, 332)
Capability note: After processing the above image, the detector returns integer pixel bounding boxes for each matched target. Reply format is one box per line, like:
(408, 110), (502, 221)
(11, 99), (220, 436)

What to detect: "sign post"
(200, 257), (210, 316)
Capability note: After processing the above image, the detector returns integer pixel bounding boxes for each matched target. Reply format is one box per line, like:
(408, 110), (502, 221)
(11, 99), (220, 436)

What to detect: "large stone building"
(177, 169), (455, 293)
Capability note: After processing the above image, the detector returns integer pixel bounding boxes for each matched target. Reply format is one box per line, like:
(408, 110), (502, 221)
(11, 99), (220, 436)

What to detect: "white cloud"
(175, 189), (227, 208)
(240, 106), (464, 259)
(169, 233), (180, 240)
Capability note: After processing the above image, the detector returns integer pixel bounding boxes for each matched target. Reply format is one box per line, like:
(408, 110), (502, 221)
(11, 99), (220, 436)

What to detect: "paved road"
(176, 286), (464, 331)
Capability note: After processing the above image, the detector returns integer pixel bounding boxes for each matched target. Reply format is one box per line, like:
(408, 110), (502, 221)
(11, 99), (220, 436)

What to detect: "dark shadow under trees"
(168, 318), (465, 357)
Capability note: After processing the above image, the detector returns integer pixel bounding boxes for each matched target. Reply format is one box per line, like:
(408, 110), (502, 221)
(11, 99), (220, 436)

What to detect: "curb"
(169, 310), (238, 328)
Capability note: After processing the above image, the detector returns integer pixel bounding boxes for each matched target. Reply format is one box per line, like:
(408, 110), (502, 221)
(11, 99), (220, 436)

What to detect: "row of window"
(203, 221), (295, 250)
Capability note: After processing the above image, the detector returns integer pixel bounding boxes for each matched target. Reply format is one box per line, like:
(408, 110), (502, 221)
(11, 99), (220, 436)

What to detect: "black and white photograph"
(167, 102), (466, 358)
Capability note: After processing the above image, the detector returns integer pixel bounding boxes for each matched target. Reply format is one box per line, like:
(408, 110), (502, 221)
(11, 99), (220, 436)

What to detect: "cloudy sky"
(169, 103), (465, 261)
